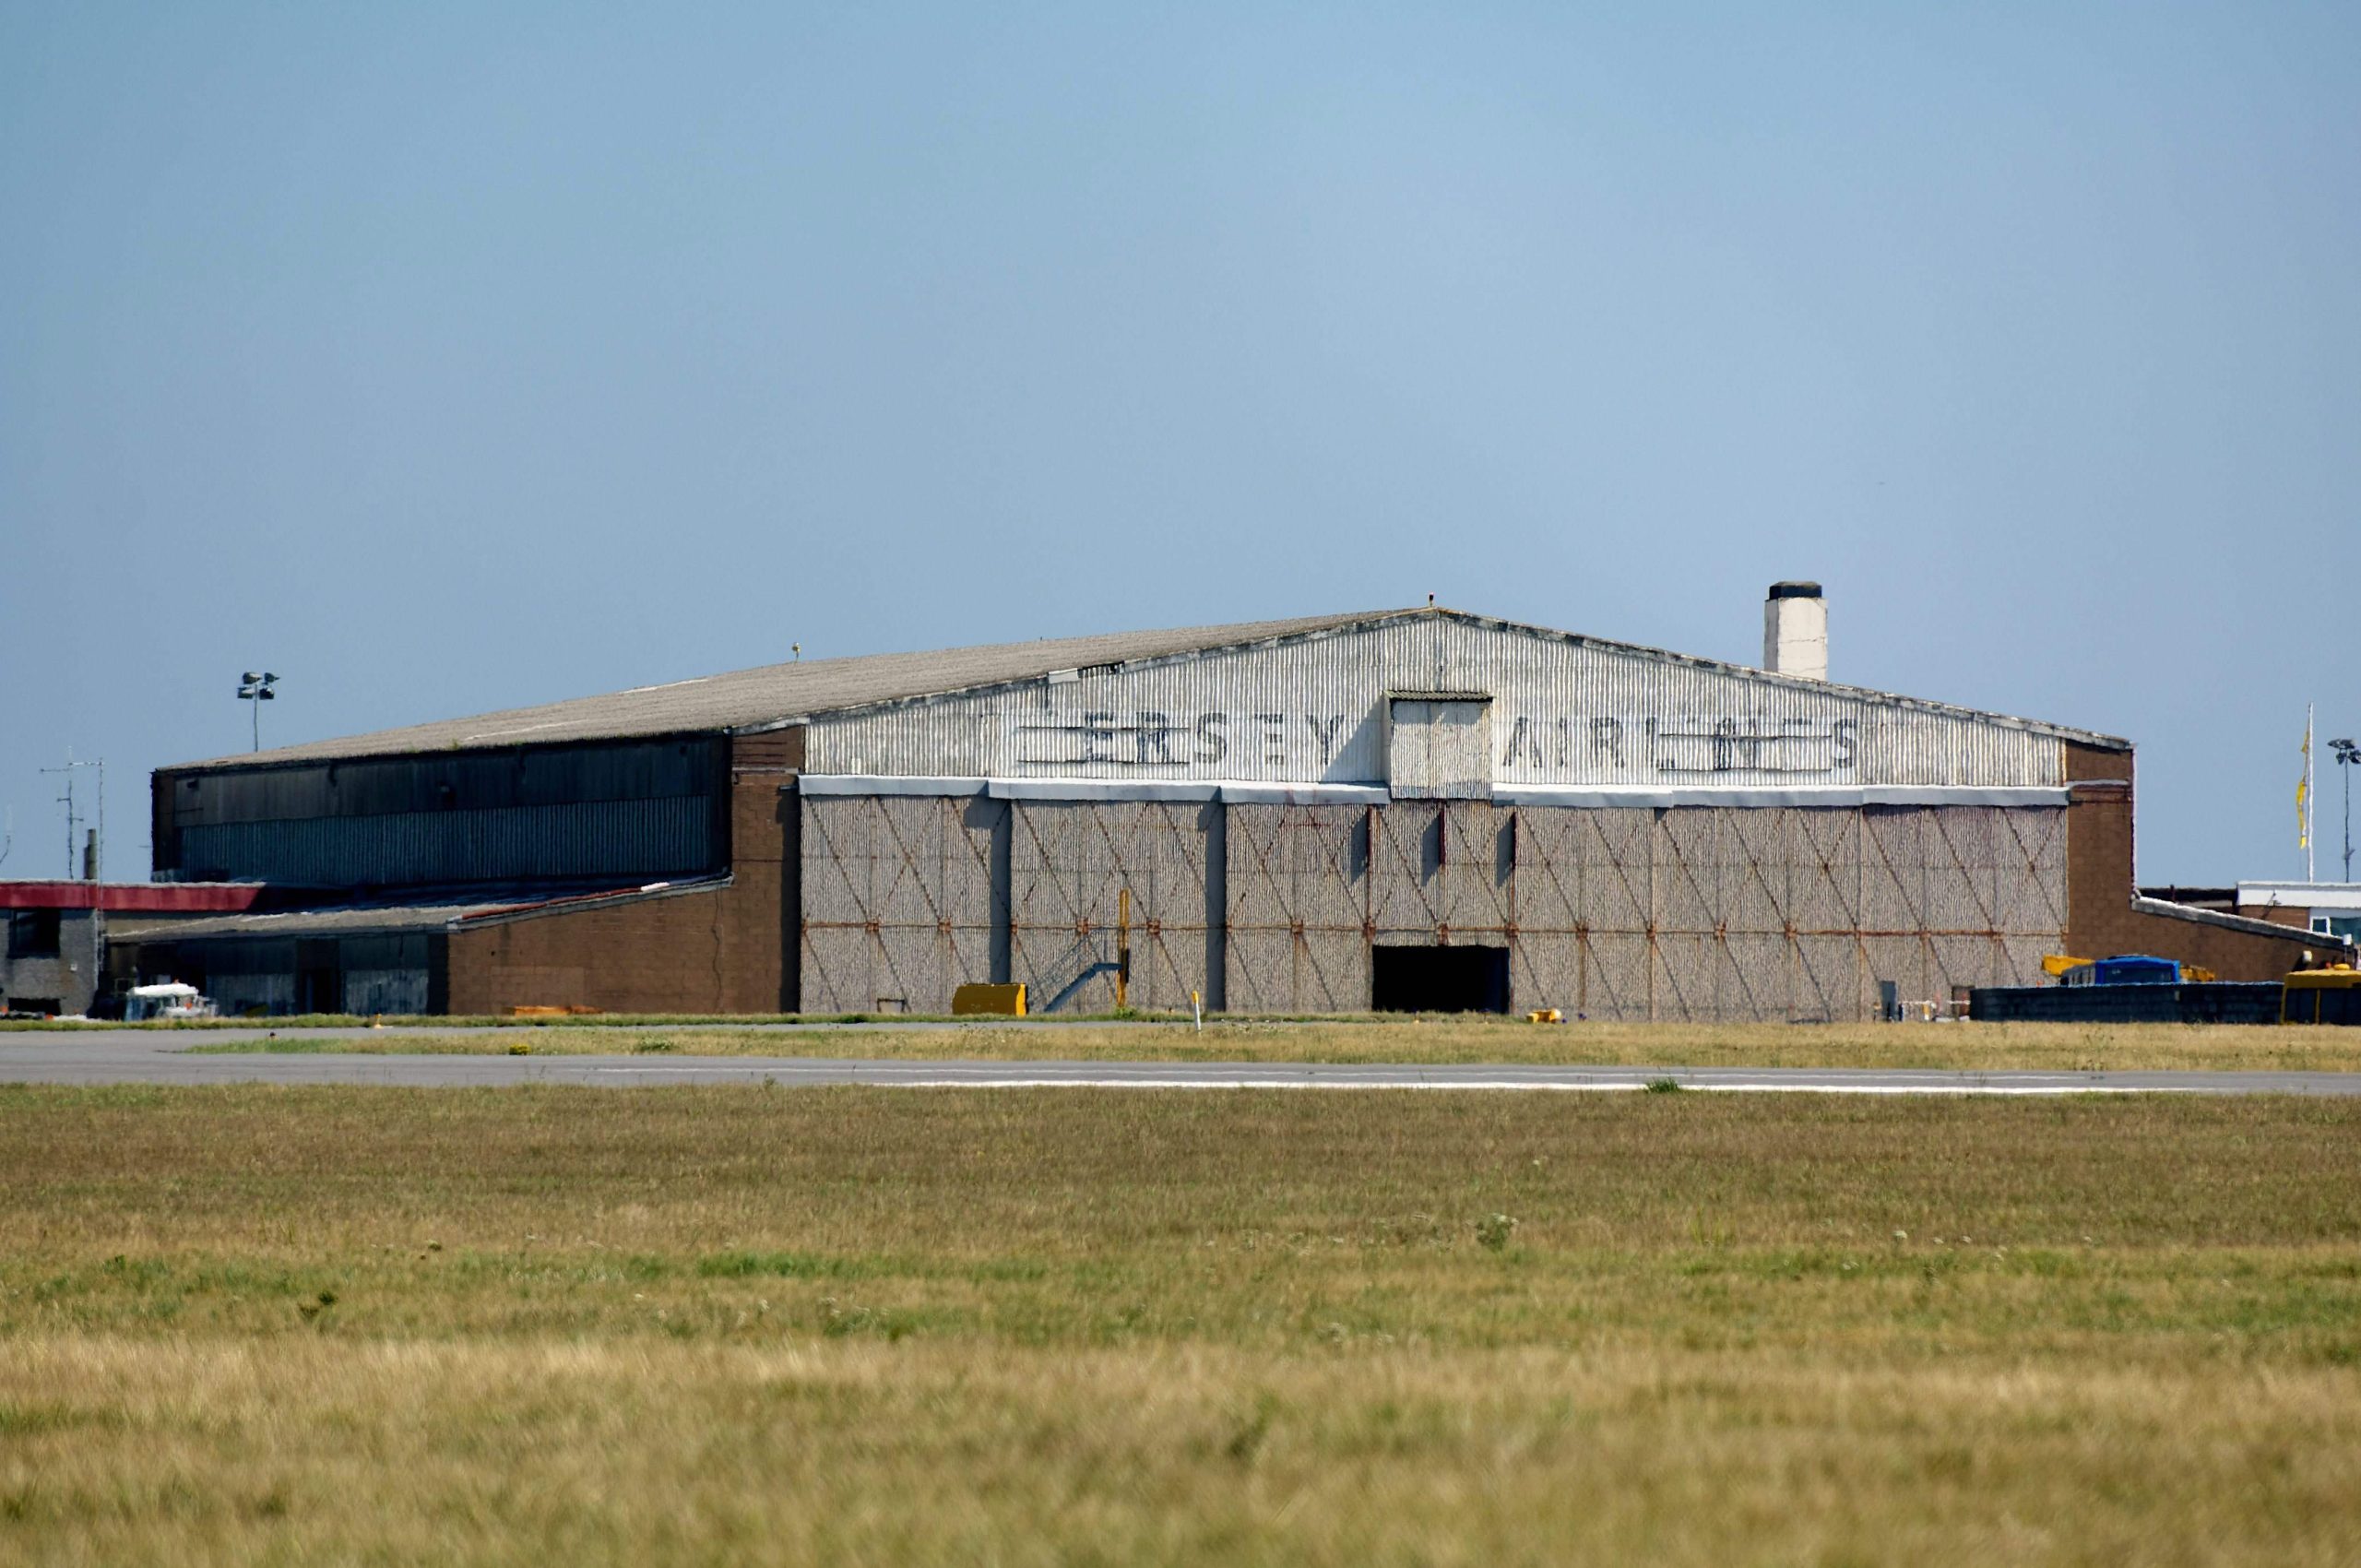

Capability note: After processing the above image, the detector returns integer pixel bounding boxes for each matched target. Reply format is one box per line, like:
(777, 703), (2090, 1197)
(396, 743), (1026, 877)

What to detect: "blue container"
(2058, 955), (2181, 988)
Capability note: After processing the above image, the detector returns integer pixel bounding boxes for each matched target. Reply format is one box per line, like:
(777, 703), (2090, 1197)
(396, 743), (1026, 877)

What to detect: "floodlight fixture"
(236, 670), (281, 752)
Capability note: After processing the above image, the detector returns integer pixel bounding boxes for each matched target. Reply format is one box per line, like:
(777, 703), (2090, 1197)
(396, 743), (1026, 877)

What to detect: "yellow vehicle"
(2282, 965), (2361, 1025)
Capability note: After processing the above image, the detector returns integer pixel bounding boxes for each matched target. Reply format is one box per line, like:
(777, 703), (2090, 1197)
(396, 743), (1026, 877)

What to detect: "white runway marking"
(2, 1030), (2353, 1096)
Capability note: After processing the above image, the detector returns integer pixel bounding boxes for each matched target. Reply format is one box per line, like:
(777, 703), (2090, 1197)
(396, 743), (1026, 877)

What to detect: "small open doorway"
(1371, 944), (1510, 1014)
(297, 939), (341, 1016)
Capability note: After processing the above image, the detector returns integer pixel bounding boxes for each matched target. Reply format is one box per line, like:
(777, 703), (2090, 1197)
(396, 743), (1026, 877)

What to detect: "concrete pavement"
(3, 1028), (2358, 1095)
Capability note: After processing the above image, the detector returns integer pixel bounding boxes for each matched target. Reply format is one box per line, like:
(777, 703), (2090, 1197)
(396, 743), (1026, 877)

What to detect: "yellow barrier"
(952, 983), (1027, 1017)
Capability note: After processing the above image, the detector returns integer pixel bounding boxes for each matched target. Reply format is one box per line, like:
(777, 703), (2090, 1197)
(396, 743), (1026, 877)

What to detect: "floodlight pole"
(237, 671), (279, 752)
(2334, 739), (2359, 884)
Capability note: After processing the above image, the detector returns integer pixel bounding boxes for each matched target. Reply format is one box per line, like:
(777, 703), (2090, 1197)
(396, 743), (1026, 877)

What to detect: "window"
(6, 909), (61, 959)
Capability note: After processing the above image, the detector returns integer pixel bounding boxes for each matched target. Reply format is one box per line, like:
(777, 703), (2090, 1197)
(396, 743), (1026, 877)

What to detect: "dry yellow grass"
(2, 1086), (2358, 1563)
(194, 1015), (2361, 1072)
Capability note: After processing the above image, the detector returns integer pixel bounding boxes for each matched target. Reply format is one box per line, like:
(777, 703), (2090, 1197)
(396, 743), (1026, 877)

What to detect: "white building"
(2235, 883), (2361, 950)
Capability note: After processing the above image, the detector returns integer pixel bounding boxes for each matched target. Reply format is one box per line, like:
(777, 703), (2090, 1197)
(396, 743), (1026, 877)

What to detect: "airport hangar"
(126, 593), (2330, 1019)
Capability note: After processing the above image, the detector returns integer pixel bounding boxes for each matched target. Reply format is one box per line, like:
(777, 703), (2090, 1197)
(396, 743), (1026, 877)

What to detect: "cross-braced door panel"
(1994, 808), (2069, 936)
(1010, 801), (1213, 1012)
(1924, 806), (1997, 934)
(799, 794), (998, 1013)
(1514, 932), (1582, 1016)
(1441, 804), (1514, 934)
(1225, 927), (1296, 1014)
(869, 795), (956, 926)
(1371, 802), (1446, 933)
(1224, 925), (1369, 1014)
(1128, 802), (1215, 1011)
(1793, 934), (1862, 1022)
(1582, 932), (1651, 1020)
(1719, 808), (1791, 935)
(1928, 932), (2000, 996)
(1512, 808), (1582, 934)
(1225, 804), (1367, 1012)
(1864, 934), (1928, 1011)
(799, 798), (872, 931)
(1576, 810), (1653, 934)
(1653, 810), (1719, 934)
(1721, 932), (1789, 1022)
(799, 926), (872, 1016)
(1999, 932), (2059, 990)
(1862, 808), (1927, 932)
(1651, 932), (1718, 1022)
(1791, 810), (1863, 931)
(1007, 802), (1112, 1010)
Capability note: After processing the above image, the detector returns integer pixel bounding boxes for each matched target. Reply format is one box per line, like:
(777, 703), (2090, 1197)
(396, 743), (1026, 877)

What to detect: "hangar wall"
(793, 792), (2071, 1019)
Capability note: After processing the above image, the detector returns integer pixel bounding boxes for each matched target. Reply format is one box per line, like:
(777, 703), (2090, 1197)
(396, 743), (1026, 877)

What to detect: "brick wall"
(0, 909), (102, 1015)
(444, 731), (800, 1014)
(2063, 741), (2330, 980)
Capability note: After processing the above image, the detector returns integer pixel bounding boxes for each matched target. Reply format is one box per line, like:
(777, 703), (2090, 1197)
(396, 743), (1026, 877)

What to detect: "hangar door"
(1387, 695), (1492, 799)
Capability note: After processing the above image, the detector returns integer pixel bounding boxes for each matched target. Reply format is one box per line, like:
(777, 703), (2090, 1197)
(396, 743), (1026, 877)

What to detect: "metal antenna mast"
(40, 751), (103, 881)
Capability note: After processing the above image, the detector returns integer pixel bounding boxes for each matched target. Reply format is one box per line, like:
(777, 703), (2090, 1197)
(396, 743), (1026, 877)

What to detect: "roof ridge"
(165, 600), (2127, 769)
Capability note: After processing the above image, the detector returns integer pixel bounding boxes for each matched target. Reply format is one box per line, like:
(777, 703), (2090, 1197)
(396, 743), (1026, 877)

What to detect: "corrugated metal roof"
(0, 881), (293, 912)
(125, 897), (524, 942)
(172, 605), (2130, 771)
(129, 877), (729, 941)
(175, 610), (1403, 770)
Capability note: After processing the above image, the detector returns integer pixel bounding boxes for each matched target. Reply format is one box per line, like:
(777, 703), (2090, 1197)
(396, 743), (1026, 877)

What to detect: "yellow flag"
(2298, 713), (2311, 849)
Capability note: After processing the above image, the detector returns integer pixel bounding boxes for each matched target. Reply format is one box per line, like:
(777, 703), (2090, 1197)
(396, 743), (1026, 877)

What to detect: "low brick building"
(2, 882), (303, 1016)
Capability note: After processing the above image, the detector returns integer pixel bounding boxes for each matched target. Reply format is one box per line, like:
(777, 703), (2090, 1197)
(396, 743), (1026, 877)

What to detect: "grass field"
(1, 1085), (2357, 1563)
(174, 1015), (2361, 1073)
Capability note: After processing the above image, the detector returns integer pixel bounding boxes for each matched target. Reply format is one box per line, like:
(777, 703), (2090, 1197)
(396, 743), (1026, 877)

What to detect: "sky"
(2, 3), (2355, 885)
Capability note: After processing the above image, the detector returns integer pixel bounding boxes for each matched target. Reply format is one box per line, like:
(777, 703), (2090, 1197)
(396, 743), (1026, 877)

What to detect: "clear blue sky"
(3, 4), (2355, 884)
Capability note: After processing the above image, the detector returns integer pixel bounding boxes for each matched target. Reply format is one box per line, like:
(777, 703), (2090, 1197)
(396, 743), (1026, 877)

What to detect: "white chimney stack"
(1763, 582), (1826, 682)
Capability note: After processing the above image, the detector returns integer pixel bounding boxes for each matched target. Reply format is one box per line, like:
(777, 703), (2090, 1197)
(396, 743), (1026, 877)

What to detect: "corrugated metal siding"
(343, 968), (430, 1014)
(177, 798), (716, 887)
(160, 738), (725, 886)
(1387, 699), (1493, 799)
(165, 739), (720, 823)
(807, 619), (2062, 790)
